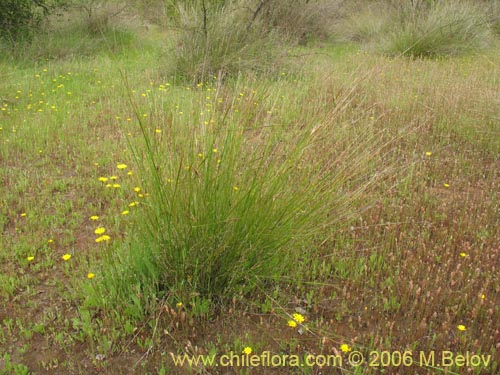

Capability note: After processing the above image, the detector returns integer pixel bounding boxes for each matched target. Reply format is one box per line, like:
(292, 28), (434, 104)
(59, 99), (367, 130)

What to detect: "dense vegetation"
(1, 1), (499, 374)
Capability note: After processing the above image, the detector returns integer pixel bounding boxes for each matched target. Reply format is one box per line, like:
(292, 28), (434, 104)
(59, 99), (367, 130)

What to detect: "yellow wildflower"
(27, 256), (35, 262)
(90, 215), (99, 221)
(117, 163), (127, 169)
(242, 347), (252, 355)
(87, 273), (95, 279)
(121, 210), (130, 215)
(292, 313), (305, 324)
(340, 344), (352, 352)
(288, 320), (297, 328)
(94, 227), (106, 235)
(457, 325), (466, 331)
(95, 235), (111, 243)
(98, 177), (108, 182)
(62, 254), (71, 261)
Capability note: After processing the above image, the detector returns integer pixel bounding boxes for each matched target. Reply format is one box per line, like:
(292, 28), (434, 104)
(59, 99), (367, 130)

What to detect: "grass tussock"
(335, 0), (495, 57)
(84, 74), (393, 319)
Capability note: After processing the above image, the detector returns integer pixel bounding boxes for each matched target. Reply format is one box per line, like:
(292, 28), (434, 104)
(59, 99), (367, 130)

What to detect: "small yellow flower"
(87, 273), (95, 279)
(242, 347), (252, 355)
(110, 176), (118, 180)
(212, 148), (218, 153)
(340, 344), (352, 352)
(47, 239), (54, 243)
(233, 186), (239, 191)
(481, 294), (485, 299)
(155, 129), (162, 133)
(121, 210), (129, 215)
(127, 171), (133, 176)
(457, 325), (466, 331)
(27, 256), (35, 262)
(95, 235), (111, 243)
(443, 183), (450, 188)
(425, 151), (432, 156)
(288, 320), (297, 328)
(134, 187), (141, 193)
(20, 213), (27, 217)
(90, 215), (99, 221)
(176, 302), (183, 308)
(105, 184), (112, 188)
(94, 227), (106, 235)
(292, 313), (305, 324)
(117, 163), (127, 169)
(98, 177), (108, 182)
(460, 252), (467, 257)
(62, 254), (71, 261)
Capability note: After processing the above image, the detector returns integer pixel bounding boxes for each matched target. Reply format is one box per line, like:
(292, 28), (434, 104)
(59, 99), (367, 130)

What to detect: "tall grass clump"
(334, 0), (494, 57)
(167, 2), (282, 82)
(84, 74), (394, 320)
(381, 0), (493, 57)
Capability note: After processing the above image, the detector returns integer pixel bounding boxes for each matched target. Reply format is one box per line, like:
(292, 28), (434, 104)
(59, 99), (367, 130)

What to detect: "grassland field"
(0, 4), (499, 375)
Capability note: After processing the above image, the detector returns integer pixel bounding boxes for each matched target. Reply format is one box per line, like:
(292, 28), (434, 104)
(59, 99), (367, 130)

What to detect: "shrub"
(256, 0), (343, 44)
(0, 0), (64, 42)
(168, 1), (282, 82)
(331, 1), (392, 43)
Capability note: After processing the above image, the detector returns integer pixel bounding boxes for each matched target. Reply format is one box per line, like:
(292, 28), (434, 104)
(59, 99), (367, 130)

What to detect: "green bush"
(0, 0), (63, 42)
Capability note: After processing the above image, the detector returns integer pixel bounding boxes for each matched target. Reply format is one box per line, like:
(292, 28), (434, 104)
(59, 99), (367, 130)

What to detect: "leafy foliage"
(0, 0), (64, 42)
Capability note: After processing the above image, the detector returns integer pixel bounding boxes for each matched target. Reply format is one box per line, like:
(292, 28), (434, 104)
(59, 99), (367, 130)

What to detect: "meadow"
(0, 1), (499, 374)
